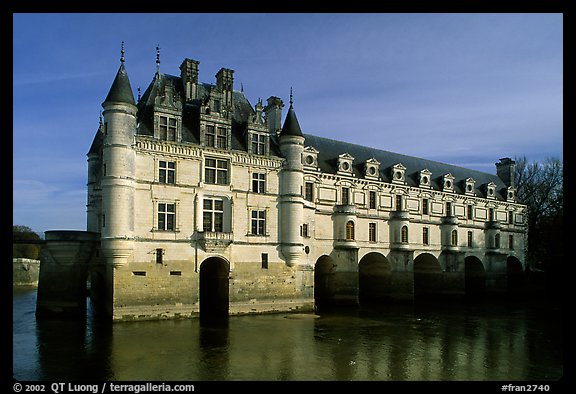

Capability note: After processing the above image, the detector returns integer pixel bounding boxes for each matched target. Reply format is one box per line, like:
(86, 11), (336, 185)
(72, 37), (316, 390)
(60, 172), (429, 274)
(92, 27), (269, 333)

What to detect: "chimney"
(264, 96), (284, 136)
(179, 58), (199, 101)
(496, 157), (516, 188)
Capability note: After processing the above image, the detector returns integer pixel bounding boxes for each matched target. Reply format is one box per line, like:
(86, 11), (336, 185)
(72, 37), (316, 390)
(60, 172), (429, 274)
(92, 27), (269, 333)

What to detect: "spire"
(103, 42), (136, 106)
(156, 45), (161, 74)
(280, 88), (303, 137)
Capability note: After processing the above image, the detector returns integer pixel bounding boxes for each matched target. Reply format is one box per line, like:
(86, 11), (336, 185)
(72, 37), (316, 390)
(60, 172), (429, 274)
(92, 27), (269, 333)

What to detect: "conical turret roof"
(103, 64), (136, 106)
(280, 103), (303, 137)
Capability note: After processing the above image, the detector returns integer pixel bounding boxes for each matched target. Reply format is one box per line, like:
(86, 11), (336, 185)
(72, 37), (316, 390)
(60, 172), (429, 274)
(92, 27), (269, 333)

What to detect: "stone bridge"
(34, 231), (104, 318)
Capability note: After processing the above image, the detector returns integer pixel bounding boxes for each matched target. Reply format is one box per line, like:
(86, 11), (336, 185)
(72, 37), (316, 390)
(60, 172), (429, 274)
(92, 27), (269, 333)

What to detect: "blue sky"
(13, 13), (563, 236)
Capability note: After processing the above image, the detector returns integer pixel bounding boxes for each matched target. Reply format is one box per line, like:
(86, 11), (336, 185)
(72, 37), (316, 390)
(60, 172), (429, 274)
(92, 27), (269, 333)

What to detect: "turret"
(100, 43), (137, 268)
(278, 90), (305, 267)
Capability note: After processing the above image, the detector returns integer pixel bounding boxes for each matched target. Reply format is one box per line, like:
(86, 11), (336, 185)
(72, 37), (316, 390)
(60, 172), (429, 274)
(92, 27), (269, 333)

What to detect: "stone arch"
(413, 252), (442, 299)
(506, 255), (525, 291)
(88, 268), (109, 318)
(199, 256), (230, 318)
(464, 256), (486, 298)
(358, 252), (392, 305)
(314, 255), (337, 309)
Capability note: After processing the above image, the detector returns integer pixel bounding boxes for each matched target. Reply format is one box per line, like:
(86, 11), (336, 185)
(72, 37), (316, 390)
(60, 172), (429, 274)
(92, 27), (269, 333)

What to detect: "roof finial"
(99, 111), (103, 128)
(241, 82), (244, 93)
(289, 87), (293, 108)
(120, 41), (125, 65)
(156, 45), (161, 73)
(137, 86), (141, 102)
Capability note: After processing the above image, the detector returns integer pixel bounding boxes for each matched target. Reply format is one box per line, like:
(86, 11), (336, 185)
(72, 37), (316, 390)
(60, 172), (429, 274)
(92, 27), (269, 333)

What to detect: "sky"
(12, 13), (563, 236)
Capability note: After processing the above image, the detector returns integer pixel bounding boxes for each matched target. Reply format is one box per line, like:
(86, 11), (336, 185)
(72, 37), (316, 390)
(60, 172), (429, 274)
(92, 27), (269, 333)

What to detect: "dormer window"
(391, 163), (406, 185)
(337, 153), (354, 176)
(213, 99), (221, 113)
(464, 177), (476, 196)
(203, 124), (229, 149)
(485, 182), (496, 199)
(250, 132), (268, 155)
(506, 186), (516, 202)
(443, 173), (455, 192)
(419, 169), (432, 188)
(364, 158), (380, 180)
(156, 114), (179, 142)
(303, 146), (319, 169)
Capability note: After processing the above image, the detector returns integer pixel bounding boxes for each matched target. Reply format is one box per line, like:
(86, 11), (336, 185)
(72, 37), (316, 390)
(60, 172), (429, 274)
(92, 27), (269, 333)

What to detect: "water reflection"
(13, 288), (562, 381)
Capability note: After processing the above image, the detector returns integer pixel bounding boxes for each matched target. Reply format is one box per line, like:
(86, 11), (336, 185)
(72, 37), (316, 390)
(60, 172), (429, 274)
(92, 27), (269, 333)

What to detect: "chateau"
(84, 47), (527, 321)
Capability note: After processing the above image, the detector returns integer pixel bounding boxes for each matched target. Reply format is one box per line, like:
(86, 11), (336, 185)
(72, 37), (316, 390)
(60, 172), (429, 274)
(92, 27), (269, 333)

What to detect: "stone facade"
(86, 50), (527, 321)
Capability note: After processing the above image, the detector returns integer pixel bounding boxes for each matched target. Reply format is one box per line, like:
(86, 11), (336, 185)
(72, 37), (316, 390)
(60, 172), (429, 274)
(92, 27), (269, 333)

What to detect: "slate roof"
(280, 104), (304, 137)
(303, 133), (508, 200)
(93, 65), (509, 201)
(103, 64), (136, 106)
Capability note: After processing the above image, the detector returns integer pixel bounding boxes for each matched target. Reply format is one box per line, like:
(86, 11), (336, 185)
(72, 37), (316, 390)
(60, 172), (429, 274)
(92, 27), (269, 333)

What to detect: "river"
(12, 287), (562, 383)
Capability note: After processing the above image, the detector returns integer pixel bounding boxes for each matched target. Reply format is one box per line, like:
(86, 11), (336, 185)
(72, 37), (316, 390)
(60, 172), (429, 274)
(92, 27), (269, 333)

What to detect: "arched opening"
(507, 256), (525, 292)
(199, 256), (230, 319)
(464, 256), (486, 299)
(358, 252), (391, 305)
(413, 253), (442, 301)
(314, 255), (336, 310)
(88, 270), (108, 318)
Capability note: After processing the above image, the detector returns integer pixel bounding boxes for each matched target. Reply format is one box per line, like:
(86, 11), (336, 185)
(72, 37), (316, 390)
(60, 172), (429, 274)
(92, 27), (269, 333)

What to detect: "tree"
(13, 225), (42, 260)
(514, 156), (563, 272)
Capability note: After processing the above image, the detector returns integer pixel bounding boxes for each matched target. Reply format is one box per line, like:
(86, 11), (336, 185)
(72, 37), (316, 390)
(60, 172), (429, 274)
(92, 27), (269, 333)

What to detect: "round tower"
(100, 44), (137, 268)
(278, 91), (305, 267)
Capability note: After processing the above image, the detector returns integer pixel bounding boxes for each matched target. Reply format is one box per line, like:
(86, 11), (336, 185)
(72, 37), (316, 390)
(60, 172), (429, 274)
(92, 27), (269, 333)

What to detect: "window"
(509, 212), (514, 224)
(489, 208), (494, 221)
(467, 205), (473, 220)
(369, 191), (377, 209)
(252, 173), (266, 193)
(509, 235), (514, 250)
(251, 133), (266, 155)
(342, 187), (350, 205)
(203, 199), (224, 232)
(217, 127), (227, 149)
(102, 214), (105, 228)
(103, 163), (106, 176)
(346, 221), (355, 240)
(205, 158), (229, 185)
(159, 116), (177, 141)
(302, 223), (309, 237)
(423, 227), (429, 245)
(467, 231), (473, 247)
(251, 210), (266, 235)
(159, 161), (176, 184)
(446, 202), (452, 217)
(451, 229), (458, 246)
(401, 225), (408, 243)
(396, 195), (402, 211)
(213, 99), (221, 113)
(422, 198), (429, 215)
(369, 223), (377, 242)
(495, 233), (501, 248)
(206, 125), (216, 147)
(156, 248), (163, 265)
(158, 203), (176, 231)
(261, 253), (268, 269)
(304, 182), (314, 202)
